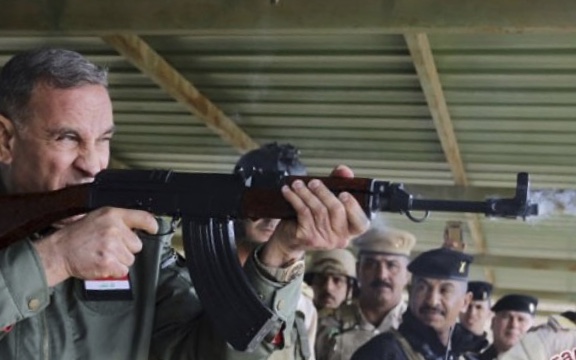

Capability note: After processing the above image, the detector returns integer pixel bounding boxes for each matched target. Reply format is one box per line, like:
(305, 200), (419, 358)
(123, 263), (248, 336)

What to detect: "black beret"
(560, 311), (576, 324)
(492, 294), (538, 315)
(408, 247), (473, 281)
(468, 281), (493, 301)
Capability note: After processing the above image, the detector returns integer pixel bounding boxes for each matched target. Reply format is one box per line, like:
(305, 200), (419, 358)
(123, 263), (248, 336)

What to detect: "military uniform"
(478, 346), (498, 360)
(233, 142), (317, 360)
(479, 294), (538, 360)
(500, 314), (576, 360)
(461, 281), (494, 352)
(267, 283), (317, 360)
(315, 300), (406, 360)
(0, 219), (302, 360)
(351, 311), (487, 360)
(314, 224), (415, 360)
(352, 247), (487, 360)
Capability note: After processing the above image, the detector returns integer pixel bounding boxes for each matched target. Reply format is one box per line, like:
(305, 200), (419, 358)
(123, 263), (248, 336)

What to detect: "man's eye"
(414, 284), (426, 293)
(363, 260), (377, 269)
(440, 287), (454, 295)
(57, 133), (77, 141)
(333, 276), (346, 286)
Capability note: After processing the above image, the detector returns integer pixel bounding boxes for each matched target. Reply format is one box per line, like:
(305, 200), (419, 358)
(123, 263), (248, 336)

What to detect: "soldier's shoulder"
(319, 302), (358, 320)
(351, 332), (402, 360)
(333, 303), (361, 327)
(300, 281), (314, 300)
(318, 306), (337, 319)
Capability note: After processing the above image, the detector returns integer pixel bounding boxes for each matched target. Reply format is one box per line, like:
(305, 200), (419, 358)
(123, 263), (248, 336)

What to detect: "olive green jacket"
(0, 225), (301, 359)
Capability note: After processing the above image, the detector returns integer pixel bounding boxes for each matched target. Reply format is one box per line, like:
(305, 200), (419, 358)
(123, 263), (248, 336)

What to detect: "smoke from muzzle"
(528, 190), (576, 218)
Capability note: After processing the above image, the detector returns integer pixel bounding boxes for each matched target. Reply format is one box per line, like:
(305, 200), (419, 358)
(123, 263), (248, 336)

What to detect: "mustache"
(418, 305), (445, 316)
(369, 280), (392, 289)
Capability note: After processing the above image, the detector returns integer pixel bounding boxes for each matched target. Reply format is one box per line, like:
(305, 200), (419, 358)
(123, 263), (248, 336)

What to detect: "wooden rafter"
(3, 0), (576, 34)
(102, 34), (258, 154)
(404, 33), (466, 184)
(404, 32), (494, 283)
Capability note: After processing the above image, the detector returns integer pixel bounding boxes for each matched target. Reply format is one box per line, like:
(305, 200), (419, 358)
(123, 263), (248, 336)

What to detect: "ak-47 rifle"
(0, 169), (538, 351)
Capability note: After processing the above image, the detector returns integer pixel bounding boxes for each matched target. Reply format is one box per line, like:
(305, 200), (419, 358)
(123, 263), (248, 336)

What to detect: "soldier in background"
(234, 142), (318, 360)
(479, 294), (538, 360)
(305, 248), (358, 311)
(460, 281), (494, 343)
(500, 311), (576, 360)
(315, 222), (415, 360)
(351, 247), (487, 360)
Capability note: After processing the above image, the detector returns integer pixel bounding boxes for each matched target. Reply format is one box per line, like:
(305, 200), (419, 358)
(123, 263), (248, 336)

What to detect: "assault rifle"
(0, 170), (538, 351)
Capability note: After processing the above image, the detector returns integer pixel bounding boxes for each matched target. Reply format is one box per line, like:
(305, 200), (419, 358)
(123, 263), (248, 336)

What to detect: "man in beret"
(305, 248), (358, 311)
(500, 310), (576, 360)
(460, 281), (494, 343)
(351, 247), (488, 360)
(315, 222), (415, 360)
(479, 294), (538, 360)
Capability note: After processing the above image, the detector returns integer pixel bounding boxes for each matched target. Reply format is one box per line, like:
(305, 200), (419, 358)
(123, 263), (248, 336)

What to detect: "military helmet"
(306, 248), (357, 279)
(304, 248), (359, 302)
(233, 142), (307, 177)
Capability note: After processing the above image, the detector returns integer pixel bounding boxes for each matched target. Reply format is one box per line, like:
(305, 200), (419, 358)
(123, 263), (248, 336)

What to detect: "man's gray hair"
(0, 48), (108, 125)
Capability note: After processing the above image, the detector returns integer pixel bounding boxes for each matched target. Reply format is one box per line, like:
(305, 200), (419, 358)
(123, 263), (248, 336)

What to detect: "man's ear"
(460, 288), (473, 313)
(0, 114), (15, 163)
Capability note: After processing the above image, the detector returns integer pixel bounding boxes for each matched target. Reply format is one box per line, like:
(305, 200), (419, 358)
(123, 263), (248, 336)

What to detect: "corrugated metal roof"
(0, 31), (575, 318)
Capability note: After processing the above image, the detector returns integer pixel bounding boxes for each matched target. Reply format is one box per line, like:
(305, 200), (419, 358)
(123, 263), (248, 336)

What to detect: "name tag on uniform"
(83, 275), (133, 301)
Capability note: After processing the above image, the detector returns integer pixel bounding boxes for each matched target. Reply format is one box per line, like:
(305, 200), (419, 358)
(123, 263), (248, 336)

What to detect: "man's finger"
(330, 164), (354, 178)
(308, 179), (347, 234)
(119, 209), (159, 235)
(339, 191), (371, 237)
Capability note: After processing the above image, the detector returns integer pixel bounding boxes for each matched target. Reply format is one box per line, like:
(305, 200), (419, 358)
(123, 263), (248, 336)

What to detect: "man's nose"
(424, 289), (441, 306)
(509, 317), (521, 329)
(75, 145), (105, 177)
(376, 263), (389, 279)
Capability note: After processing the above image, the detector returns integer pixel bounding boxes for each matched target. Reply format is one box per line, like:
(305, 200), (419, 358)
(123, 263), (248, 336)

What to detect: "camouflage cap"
(354, 227), (416, 257)
(306, 248), (356, 278)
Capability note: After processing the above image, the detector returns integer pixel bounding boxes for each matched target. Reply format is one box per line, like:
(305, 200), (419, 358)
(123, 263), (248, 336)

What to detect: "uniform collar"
(399, 310), (488, 359)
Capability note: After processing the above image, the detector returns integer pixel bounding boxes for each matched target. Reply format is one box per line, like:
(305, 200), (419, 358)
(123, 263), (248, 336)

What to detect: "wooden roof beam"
(102, 34), (258, 154)
(404, 33), (466, 185)
(3, 0), (576, 34)
(404, 32), (493, 283)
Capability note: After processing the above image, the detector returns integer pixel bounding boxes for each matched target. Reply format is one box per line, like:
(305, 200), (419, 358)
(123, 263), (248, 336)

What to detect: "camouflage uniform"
(315, 300), (406, 360)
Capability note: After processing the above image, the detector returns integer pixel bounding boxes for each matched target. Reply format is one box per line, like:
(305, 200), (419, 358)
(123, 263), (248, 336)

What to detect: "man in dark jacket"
(479, 294), (538, 360)
(351, 247), (488, 360)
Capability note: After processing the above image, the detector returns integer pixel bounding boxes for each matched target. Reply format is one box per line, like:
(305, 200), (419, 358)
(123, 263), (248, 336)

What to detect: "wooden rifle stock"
(0, 184), (91, 249)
